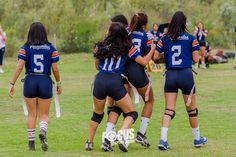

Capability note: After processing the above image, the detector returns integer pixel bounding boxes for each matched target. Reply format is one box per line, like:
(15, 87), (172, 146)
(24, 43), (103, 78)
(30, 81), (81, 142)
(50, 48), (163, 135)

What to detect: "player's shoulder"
(181, 33), (196, 41)
(20, 44), (30, 51)
(132, 29), (146, 37)
(159, 34), (168, 42)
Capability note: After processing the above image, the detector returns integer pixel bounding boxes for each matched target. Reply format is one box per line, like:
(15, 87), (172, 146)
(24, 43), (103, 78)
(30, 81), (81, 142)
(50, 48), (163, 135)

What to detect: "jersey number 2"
(171, 45), (182, 65)
(34, 55), (44, 73)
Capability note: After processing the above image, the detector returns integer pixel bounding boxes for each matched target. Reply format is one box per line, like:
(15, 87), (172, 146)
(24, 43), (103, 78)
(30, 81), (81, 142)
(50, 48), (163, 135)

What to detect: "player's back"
(158, 33), (199, 70)
(18, 43), (59, 75)
(130, 30), (152, 56)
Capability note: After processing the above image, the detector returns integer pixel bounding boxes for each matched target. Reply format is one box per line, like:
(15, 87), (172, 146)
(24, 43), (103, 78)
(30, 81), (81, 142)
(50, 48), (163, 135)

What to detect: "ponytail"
(129, 13), (148, 32)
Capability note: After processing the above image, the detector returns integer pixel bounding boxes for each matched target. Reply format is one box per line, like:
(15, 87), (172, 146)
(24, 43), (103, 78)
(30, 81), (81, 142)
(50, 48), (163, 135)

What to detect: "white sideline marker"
(53, 82), (61, 118)
(21, 79), (28, 116)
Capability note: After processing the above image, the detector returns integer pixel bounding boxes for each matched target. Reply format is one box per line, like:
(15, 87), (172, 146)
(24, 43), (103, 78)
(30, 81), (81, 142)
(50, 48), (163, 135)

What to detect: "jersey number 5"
(171, 45), (182, 66)
(34, 55), (44, 73)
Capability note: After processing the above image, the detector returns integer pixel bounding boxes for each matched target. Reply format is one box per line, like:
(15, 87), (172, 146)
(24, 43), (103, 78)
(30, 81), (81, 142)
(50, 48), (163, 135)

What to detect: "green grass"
(0, 53), (236, 157)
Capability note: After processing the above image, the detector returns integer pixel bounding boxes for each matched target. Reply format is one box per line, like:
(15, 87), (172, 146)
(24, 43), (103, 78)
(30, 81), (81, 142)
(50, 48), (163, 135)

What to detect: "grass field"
(0, 53), (236, 157)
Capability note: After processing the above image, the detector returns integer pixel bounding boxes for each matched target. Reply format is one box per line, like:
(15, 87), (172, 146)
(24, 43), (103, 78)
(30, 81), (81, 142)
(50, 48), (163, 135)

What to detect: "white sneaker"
(201, 64), (206, 69)
(195, 63), (199, 70)
(0, 68), (4, 74)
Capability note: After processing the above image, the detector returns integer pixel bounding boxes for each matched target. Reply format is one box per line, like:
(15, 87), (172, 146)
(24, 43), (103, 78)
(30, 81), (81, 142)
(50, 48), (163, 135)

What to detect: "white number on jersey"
(33, 54), (44, 73)
(171, 45), (182, 66)
(132, 38), (142, 52)
(102, 57), (122, 71)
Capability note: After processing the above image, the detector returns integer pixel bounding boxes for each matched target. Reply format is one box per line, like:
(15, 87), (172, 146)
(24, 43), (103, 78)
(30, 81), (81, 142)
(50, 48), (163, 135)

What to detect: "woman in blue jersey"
(124, 13), (154, 147)
(8, 22), (62, 151)
(147, 23), (162, 44)
(194, 22), (208, 69)
(85, 22), (156, 152)
(154, 11), (207, 150)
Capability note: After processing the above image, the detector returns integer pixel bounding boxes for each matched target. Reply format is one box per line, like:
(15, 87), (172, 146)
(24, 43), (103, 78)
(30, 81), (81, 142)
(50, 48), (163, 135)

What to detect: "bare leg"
(88, 97), (106, 143)
(25, 98), (37, 129)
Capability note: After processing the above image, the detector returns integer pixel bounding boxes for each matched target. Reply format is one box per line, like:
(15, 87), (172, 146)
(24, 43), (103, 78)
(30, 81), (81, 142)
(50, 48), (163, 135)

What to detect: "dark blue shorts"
(93, 72), (127, 101)
(124, 61), (149, 88)
(24, 74), (53, 99)
(0, 47), (5, 65)
(164, 68), (196, 95)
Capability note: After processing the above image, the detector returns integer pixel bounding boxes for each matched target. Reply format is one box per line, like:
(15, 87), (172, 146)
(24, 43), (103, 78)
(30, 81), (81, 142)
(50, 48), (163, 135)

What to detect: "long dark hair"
(129, 13), (148, 32)
(111, 14), (128, 27)
(26, 22), (49, 45)
(94, 22), (132, 61)
(167, 11), (188, 40)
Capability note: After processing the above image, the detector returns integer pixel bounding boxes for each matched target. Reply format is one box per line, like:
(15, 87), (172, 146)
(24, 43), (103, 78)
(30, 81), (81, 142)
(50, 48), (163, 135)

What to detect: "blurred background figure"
(205, 41), (213, 68)
(0, 25), (6, 73)
(194, 22), (208, 69)
(147, 23), (162, 43)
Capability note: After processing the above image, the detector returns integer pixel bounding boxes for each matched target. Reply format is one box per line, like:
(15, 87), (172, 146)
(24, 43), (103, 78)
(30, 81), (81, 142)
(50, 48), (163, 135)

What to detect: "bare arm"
(201, 30), (208, 37)
(192, 50), (200, 63)
(52, 62), (62, 95)
(9, 59), (25, 97)
(153, 50), (165, 64)
(10, 59), (25, 85)
(134, 44), (156, 66)
(95, 59), (99, 70)
(52, 62), (60, 82)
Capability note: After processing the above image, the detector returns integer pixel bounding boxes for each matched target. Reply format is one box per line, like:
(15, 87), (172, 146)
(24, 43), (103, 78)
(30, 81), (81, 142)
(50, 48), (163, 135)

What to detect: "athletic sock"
(192, 127), (200, 140)
(139, 117), (150, 135)
(161, 127), (168, 142)
(28, 128), (35, 141)
(106, 122), (115, 138)
(39, 121), (48, 133)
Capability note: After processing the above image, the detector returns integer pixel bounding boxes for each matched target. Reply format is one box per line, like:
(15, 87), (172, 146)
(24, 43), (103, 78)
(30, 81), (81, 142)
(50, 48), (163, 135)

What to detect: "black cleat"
(85, 140), (93, 151)
(39, 130), (48, 151)
(135, 131), (150, 148)
(101, 138), (113, 152)
(28, 141), (35, 151)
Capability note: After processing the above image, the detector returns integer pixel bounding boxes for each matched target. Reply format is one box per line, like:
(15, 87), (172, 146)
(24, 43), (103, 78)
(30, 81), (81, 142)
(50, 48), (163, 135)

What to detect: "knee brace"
(124, 111), (138, 123)
(91, 112), (104, 124)
(164, 108), (176, 120)
(111, 106), (123, 116)
(107, 106), (113, 115)
(187, 108), (198, 117)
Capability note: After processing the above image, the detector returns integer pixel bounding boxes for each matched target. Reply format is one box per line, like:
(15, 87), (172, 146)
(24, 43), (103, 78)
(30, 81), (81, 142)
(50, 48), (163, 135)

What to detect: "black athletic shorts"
(93, 72), (127, 101)
(124, 60), (149, 88)
(164, 68), (196, 95)
(198, 41), (206, 47)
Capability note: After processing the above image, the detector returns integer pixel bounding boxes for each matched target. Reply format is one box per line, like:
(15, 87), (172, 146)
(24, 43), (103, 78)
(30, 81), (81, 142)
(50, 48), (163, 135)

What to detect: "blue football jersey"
(147, 30), (162, 42)
(96, 46), (140, 74)
(18, 43), (59, 75)
(156, 33), (200, 70)
(130, 29), (153, 56)
(195, 29), (207, 42)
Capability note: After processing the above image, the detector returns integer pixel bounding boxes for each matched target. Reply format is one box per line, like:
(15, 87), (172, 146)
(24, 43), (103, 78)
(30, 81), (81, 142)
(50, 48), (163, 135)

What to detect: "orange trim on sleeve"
(192, 41), (199, 46)
(128, 48), (137, 56)
(51, 51), (59, 57)
(19, 50), (26, 55)
(158, 41), (163, 47)
(147, 39), (153, 45)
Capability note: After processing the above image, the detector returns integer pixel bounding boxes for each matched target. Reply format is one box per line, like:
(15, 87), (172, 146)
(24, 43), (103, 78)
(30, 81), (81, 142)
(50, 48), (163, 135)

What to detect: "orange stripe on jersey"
(128, 48), (137, 56)
(147, 39), (153, 45)
(192, 41), (199, 46)
(158, 41), (163, 47)
(51, 51), (59, 57)
(19, 50), (26, 55)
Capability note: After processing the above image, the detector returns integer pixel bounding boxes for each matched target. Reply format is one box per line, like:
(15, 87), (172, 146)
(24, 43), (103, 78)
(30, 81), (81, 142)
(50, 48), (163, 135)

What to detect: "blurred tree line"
(0, 0), (235, 56)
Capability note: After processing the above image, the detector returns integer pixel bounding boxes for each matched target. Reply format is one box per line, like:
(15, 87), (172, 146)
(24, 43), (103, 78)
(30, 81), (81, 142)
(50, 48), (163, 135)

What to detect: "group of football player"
(8, 11), (208, 153)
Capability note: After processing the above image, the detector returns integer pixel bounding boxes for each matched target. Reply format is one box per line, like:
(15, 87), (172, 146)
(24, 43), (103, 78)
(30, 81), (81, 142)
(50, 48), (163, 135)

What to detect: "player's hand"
(151, 43), (156, 51)
(57, 86), (62, 95)
(8, 84), (14, 97)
